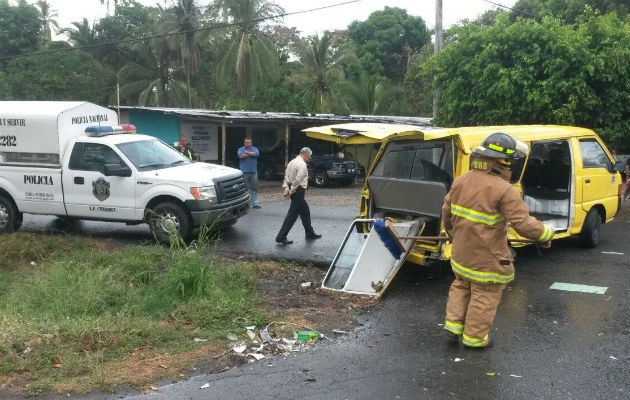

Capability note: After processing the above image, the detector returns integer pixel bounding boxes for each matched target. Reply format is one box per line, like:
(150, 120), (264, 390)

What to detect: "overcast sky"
(40, 0), (516, 39)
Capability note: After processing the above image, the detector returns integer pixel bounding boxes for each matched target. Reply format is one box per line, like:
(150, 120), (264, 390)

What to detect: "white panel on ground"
(322, 219), (419, 297)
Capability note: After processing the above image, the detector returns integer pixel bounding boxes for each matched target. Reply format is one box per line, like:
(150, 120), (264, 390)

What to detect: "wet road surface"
(19, 200), (357, 265)
(18, 204), (630, 400)
(95, 208), (629, 400)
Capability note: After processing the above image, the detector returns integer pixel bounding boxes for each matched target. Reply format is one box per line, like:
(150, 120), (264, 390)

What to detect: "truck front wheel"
(148, 201), (193, 244)
(0, 195), (21, 233)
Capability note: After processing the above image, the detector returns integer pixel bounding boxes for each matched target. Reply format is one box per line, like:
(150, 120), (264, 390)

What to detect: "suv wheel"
(313, 170), (329, 187)
(148, 201), (193, 244)
(0, 195), (21, 233)
(579, 208), (601, 248)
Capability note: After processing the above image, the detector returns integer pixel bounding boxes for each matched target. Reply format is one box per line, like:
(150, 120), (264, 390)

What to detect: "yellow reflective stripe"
(463, 333), (488, 347)
(445, 320), (463, 334)
(488, 143), (515, 154)
(451, 203), (504, 226)
(451, 259), (514, 284)
(538, 225), (553, 242)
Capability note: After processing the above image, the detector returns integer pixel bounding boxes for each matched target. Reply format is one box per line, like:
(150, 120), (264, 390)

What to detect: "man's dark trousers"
(276, 186), (315, 240)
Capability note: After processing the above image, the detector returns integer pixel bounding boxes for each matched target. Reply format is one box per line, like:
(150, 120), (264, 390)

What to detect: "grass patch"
(0, 233), (267, 395)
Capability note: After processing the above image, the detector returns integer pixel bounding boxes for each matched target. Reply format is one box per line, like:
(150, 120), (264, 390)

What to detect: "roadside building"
(114, 106), (431, 176)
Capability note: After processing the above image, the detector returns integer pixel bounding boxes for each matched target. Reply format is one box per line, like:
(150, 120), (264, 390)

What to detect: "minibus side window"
(373, 150), (415, 178)
(579, 139), (612, 170)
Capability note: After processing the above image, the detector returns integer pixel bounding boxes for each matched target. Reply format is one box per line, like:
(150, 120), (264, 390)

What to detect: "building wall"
(128, 110), (180, 145)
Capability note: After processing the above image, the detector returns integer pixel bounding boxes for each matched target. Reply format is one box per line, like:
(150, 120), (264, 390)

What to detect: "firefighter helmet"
(473, 132), (528, 160)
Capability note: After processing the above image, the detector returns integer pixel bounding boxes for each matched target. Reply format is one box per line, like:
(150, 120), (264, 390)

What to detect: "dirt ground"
(258, 180), (363, 207)
(177, 263), (376, 380)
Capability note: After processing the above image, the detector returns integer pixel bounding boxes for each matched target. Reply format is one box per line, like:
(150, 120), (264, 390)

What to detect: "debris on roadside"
(200, 383), (210, 389)
(226, 333), (239, 341)
(193, 337), (208, 342)
(232, 344), (247, 354)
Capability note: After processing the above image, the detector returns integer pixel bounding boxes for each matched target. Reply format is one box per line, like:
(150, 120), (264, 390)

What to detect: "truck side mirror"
(104, 164), (131, 177)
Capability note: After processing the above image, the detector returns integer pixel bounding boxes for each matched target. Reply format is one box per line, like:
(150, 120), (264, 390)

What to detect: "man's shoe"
(252, 204), (261, 209)
(276, 238), (293, 245)
(306, 233), (322, 240)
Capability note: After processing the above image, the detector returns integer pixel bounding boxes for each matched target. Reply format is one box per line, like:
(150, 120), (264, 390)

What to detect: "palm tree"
(296, 32), (355, 113)
(211, 0), (284, 97)
(339, 72), (392, 115)
(118, 43), (177, 107)
(60, 18), (98, 47)
(170, 0), (202, 107)
(36, 0), (59, 42)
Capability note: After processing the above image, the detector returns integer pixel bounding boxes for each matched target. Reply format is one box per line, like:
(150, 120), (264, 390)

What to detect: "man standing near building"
(442, 132), (553, 349)
(275, 147), (321, 245)
(238, 138), (261, 209)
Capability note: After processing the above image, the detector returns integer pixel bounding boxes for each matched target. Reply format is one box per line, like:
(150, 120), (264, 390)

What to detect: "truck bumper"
(185, 194), (250, 227)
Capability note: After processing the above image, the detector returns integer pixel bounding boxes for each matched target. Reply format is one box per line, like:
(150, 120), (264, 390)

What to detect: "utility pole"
(116, 83), (121, 122)
(433, 0), (443, 120)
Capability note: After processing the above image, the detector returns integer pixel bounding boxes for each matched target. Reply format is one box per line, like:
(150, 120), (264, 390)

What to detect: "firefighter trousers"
(444, 274), (506, 347)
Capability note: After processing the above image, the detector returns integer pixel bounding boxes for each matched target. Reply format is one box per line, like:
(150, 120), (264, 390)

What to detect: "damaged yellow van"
(304, 124), (623, 266)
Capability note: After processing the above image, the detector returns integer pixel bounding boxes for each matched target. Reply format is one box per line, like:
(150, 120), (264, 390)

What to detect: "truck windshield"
(117, 139), (190, 171)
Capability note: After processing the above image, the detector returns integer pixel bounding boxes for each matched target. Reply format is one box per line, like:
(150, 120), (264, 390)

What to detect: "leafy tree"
(295, 32), (355, 113)
(347, 7), (431, 83)
(512, 0), (629, 23)
(0, 0), (42, 64)
(211, 0), (284, 96)
(93, 0), (160, 71)
(421, 12), (630, 145)
(4, 42), (115, 103)
(36, 0), (59, 42)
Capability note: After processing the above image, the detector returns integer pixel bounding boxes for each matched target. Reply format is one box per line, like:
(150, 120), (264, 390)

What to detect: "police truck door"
(62, 142), (136, 219)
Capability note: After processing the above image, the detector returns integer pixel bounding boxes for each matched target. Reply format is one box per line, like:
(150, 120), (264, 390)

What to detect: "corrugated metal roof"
(113, 106), (433, 126)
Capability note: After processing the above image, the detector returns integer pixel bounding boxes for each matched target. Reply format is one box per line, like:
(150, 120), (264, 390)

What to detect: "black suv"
(308, 155), (365, 187)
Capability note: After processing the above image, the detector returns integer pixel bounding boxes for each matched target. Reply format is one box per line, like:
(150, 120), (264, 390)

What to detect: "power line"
(478, 0), (540, 19)
(0, 0), (363, 61)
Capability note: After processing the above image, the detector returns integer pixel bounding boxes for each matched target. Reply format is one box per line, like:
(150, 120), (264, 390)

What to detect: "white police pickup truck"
(0, 101), (250, 242)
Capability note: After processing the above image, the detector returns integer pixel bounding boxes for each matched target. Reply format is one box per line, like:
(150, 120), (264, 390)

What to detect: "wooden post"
(284, 123), (290, 166)
(221, 122), (227, 166)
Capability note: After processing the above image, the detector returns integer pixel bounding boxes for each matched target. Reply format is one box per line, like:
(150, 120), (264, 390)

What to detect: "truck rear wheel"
(313, 170), (329, 187)
(579, 208), (601, 248)
(148, 201), (193, 244)
(0, 195), (20, 233)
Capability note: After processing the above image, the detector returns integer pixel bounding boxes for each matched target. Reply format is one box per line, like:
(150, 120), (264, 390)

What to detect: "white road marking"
(601, 251), (625, 255)
(549, 282), (608, 294)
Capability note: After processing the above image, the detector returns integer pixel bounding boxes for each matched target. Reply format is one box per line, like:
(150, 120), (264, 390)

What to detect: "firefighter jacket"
(441, 158), (553, 284)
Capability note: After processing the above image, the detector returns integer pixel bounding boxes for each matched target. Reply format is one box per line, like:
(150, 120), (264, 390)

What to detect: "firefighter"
(441, 132), (553, 349)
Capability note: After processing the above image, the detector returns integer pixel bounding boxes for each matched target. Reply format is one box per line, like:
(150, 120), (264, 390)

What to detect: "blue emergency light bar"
(85, 124), (136, 136)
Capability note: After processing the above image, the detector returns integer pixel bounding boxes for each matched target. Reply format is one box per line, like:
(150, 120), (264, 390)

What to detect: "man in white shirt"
(275, 147), (321, 245)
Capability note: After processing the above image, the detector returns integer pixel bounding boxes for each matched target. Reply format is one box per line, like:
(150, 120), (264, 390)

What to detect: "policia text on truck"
(0, 101), (250, 242)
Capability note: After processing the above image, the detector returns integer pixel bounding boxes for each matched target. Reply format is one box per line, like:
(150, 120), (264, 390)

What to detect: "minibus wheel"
(579, 208), (601, 248)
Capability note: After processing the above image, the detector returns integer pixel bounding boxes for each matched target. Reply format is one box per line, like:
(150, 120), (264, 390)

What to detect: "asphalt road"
(19, 200), (357, 265)
(19, 203), (630, 400)
(112, 207), (628, 400)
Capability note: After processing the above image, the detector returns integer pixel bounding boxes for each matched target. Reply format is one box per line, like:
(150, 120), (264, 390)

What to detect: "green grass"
(0, 233), (268, 394)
